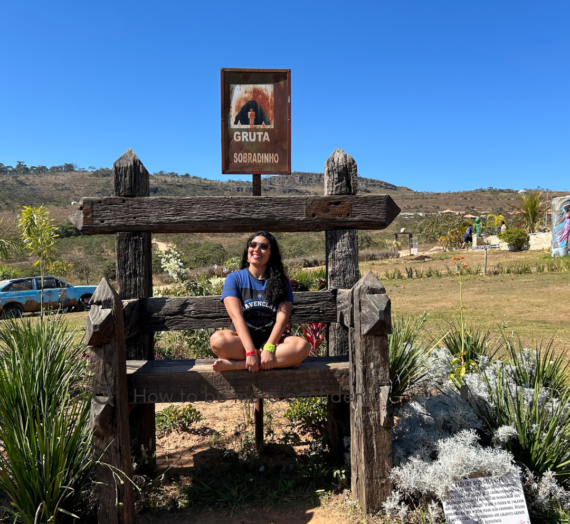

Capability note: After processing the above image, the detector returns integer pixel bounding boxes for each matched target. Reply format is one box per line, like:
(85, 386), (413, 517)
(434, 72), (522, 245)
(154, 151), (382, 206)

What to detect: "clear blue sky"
(1, 0), (569, 192)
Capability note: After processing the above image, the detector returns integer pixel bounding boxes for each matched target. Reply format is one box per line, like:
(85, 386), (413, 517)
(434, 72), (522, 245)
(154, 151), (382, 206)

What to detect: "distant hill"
(0, 170), (566, 225)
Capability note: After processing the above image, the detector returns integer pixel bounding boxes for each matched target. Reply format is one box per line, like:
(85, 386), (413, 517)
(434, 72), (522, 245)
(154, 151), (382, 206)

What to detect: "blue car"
(0, 277), (97, 318)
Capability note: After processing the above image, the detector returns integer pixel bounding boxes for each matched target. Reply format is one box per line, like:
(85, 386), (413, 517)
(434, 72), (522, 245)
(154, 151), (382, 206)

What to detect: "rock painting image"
(551, 195), (570, 257)
(230, 84), (274, 128)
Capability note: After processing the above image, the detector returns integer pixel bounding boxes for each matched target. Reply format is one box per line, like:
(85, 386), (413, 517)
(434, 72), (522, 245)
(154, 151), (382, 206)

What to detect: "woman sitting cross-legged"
(210, 231), (310, 373)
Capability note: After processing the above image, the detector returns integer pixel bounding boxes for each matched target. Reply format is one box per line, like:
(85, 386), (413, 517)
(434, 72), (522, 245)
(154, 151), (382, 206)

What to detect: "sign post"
(222, 68), (291, 449)
(472, 244), (500, 275)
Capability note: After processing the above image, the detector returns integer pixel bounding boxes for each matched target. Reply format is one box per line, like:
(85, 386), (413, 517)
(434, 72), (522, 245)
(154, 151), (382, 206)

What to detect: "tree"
(18, 206), (58, 311)
(14, 161), (29, 174)
(510, 191), (546, 233)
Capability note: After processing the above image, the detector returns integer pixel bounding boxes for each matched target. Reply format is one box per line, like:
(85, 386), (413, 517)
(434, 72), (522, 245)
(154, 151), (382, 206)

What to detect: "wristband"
(263, 343), (276, 353)
(245, 350), (257, 357)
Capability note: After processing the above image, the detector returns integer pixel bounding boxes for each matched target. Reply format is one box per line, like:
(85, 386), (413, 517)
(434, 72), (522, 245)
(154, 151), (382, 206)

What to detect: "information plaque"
(443, 473), (530, 524)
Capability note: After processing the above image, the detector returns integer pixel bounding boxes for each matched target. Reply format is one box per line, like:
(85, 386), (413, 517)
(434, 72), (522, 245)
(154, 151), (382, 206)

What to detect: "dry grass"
(361, 250), (570, 351)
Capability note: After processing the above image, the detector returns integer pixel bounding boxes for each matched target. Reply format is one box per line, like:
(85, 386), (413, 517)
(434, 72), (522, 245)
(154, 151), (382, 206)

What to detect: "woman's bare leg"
(270, 336), (311, 368)
(210, 331), (310, 372)
(210, 330), (247, 372)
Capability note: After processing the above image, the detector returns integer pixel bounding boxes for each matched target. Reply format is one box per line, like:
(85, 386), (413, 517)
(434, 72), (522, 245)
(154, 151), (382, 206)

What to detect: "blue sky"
(1, 0), (569, 192)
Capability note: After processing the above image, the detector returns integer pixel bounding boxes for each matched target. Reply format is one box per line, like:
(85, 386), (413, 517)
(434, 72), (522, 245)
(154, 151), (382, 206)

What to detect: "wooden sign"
(472, 244), (500, 250)
(443, 473), (530, 524)
(221, 68), (291, 174)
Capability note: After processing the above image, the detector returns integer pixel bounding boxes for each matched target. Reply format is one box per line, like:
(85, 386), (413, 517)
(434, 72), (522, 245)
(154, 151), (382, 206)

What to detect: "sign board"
(472, 244), (500, 251)
(443, 473), (530, 524)
(221, 68), (291, 175)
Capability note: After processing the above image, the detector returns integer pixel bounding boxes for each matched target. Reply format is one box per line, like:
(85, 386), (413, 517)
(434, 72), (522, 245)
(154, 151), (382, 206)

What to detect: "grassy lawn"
(376, 264), (570, 351)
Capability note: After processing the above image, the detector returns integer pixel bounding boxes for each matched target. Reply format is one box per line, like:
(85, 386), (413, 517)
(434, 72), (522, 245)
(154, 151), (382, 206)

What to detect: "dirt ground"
(136, 496), (364, 524)
(136, 401), (369, 524)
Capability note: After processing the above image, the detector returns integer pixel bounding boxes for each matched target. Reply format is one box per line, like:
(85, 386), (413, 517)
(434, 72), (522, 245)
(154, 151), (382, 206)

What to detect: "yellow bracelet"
(263, 343), (276, 353)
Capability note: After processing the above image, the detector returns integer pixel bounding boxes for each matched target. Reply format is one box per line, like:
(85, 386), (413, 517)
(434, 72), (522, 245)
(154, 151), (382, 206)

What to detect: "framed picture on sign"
(221, 68), (291, 174)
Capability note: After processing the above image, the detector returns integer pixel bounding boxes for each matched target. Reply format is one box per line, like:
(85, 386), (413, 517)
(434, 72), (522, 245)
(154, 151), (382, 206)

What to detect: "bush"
(155, 328), (216, 360)
(55, 219), (82, 238)
(180, 242), (227, 269)
(0, 315), (95, 523)
(438, 321), (498, 363)
(156, 404), (203, 436)
(498, 228), (529, 250)
(283, 397), (328, 443)
(418, 215), (465, 243)
(0, 264), (20, 280)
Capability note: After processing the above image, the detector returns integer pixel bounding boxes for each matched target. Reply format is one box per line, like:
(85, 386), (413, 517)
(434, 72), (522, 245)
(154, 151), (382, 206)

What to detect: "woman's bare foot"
(212, 358), (245, 373)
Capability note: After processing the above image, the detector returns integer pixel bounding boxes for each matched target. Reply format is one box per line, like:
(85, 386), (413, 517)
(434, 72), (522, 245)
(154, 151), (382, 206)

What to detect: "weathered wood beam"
(325, 149), (359, 462)
(122, 290), (338, 337)
(113, 148), (156, 474)
(350, 271), (393, 513)
(70, 195), (401, 234)
(86, 305), (114, 346)
(89, 279), (135, 523)
(126, 357), (349, 403)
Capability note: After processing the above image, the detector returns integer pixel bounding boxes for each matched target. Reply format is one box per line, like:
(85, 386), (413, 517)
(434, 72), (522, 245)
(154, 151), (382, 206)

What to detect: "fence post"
(114, 148), (156, 472)
(324, 148), (359, 461)
(89, 278), (135, 524)
(350, 271), (393, 513)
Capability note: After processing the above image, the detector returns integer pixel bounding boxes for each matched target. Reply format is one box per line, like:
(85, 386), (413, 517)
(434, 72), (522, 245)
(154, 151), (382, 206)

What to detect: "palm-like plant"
(0, 219), (23, 261)
(510, 191), (547, 233)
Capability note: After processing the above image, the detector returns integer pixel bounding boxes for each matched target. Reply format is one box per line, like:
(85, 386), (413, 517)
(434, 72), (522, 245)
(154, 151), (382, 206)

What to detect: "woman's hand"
(246, 351), (260, 372)
(260, 349), (276, 370)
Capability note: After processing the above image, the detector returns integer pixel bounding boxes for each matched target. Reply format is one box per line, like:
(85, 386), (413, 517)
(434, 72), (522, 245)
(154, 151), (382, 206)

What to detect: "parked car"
(0, 277), (96, 318)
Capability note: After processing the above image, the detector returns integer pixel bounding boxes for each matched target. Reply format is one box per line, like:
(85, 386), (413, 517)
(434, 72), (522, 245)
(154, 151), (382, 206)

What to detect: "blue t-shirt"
(221, 269), (294, 332)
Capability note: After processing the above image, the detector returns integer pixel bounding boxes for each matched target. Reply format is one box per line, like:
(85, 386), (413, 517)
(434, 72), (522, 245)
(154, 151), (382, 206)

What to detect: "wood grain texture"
(89, 279), (135, 523)
(86, 305), (114, 346)
(113, 148), (150, 197)
(126, 357), (349, 403)
(70, 195), (400, 234)
(113, 150), (156, 473)
(324, 148), (358, 196)
(324, 149), (361, 461)
(123, 291), (337, 335)
(350, 272), (393, 513)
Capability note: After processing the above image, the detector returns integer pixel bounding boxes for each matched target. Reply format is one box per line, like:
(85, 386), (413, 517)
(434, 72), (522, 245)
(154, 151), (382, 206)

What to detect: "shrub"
(0, 315), (95, 523)
(155, 328), (216, 360)
(0, 264), (20, 280)
(498, 228), (529, 250)
(438, 321), (498, 364)
(156, 404), (203, 436)
(55, 219), (82, 238)
(283, 397), (328, 443)
(418, 215), (465, 243)
(46, 259), (73, 278)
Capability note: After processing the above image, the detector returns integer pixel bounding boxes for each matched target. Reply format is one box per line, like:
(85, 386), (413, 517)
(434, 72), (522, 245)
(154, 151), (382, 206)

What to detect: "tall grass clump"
(502, 333), (570, 397)
(469, 366), (570, 484)
(0, 315), (95, 523)
(388, 316), (434, 402)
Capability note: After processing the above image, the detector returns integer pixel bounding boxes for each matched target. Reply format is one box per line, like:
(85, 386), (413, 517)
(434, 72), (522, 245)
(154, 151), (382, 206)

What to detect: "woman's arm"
(260, 301), (292, 370)
(223, 296), (259, 372)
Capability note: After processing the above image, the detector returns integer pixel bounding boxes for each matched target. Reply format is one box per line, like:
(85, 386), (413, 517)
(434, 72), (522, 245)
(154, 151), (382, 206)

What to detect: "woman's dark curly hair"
(240, 231), (289, 304)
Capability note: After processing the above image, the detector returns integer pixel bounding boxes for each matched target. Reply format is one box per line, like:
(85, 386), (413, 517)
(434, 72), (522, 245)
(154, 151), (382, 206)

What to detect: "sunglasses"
(249, 241), (270, 250)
